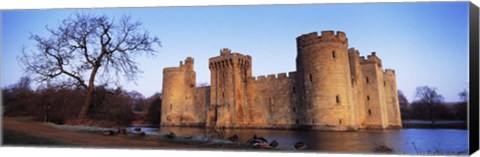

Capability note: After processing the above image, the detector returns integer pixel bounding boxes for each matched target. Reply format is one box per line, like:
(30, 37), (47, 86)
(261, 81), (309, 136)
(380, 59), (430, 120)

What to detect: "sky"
(1, 2), (470, 102)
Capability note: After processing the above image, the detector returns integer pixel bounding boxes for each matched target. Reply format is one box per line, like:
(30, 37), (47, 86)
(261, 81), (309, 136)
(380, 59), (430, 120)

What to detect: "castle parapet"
(384, 69), (396, 75)
(267, 74), (276, 80)
(253, 71), (296, 83)
(296, 30), (348, 48)
(360, 52), (382, 67)
(209, 48), (252, 70)
(278, 73), (287, 79)
(220, 48), (231, 56)
(163, 67), (181, 73)
(348, 48), (360, 55)
(257, 75), (266, 81)
(288, 71), (297, 78)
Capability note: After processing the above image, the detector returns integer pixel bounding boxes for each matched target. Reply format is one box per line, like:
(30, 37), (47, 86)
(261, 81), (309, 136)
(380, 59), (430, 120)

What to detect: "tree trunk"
(78, 85), (95, 119)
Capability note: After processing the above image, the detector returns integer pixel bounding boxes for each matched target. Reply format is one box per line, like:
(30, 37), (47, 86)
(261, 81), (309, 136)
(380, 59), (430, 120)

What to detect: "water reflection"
(129, 125), (468, 154)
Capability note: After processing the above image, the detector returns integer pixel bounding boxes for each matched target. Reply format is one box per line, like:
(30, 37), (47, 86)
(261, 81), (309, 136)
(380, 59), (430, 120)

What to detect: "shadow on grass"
(2, 129), (75, 147)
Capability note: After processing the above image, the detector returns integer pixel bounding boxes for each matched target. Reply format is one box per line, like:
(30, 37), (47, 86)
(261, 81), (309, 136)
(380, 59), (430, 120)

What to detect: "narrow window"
(269, 98), (274, 105)
(222, 92), (225, 97)
(170, 104), (172, 110)
(336, 95), (340, 104)
(312, 119), (315, 124)
(332, 51), (336, 58)
(384, 81), (386, 86)
(368, 109), (372, 115)
(309, 74), (313, 82)
(244, 69), (247, 81)
(366, 77), (369, 83)
(293, 87), (296, 94)
(295, 119), (299, 124)
(293, 107), (296, 112)
(339, 119), (342, 124)
(367, 95), (370, 101)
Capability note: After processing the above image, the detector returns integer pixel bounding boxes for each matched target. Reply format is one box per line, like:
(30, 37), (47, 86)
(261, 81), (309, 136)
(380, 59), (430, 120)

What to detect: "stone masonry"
(161, 31), (402, 131)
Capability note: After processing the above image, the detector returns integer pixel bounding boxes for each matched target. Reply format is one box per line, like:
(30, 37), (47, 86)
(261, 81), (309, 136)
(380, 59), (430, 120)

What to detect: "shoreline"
(1, 117), (256, 150)
(402, 120), (467, 130)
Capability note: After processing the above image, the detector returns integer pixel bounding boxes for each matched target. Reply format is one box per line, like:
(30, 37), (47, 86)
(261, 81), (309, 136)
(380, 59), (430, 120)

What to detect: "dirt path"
(2, 118), (216, 149)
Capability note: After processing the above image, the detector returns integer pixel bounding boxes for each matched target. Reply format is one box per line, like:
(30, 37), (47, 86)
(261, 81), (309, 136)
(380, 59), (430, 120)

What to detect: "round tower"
(295, 30), (357, 130)
(161, 57), (196, 126)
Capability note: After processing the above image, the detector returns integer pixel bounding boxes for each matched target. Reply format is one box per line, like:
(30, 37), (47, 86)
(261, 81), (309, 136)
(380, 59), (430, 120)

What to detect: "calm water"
(128, 125), (468, 154)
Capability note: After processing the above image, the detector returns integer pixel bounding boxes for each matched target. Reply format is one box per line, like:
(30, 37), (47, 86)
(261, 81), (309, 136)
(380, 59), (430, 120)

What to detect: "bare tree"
(414, 86), (444, 124)
(19, 13), (160, 119)
(459, 89), (468, 102)
(453, 89), (468, 120)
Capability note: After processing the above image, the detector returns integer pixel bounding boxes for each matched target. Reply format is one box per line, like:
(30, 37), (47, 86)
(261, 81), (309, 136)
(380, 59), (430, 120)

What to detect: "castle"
(161, 31), (402, 131)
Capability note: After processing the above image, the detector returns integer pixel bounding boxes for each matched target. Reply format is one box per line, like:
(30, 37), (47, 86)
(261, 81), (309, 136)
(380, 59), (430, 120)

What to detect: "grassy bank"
(2, 129), (75, 146)
(2, 117), (259, 150)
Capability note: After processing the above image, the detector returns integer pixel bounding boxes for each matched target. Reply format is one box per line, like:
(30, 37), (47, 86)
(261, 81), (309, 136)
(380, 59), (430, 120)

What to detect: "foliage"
(2, 81), (139, 126)
(87, 86), (135, 126)
(452, 89), (468, 121)
(146, 97), (162, 125)
(3, 77), (34, 117)
(401, 87), (468, 122)
(398, 90), (410, 120)
(413, 86), (444, 124)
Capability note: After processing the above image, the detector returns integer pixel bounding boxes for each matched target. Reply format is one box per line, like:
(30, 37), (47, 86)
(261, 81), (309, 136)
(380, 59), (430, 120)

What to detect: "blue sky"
(1, 2), (469, 102)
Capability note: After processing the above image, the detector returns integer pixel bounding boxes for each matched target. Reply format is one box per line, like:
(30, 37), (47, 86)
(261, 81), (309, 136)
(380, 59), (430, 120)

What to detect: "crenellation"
(163, 67), (181, 73)
(161, 30), (401, 131)
(384, 69), (395, 74)
(252, 72), (297, 83)
(348, 48), (360, 55)
(257, 75), (266, 81)
(359, 52), (382, 67)
(220, 48), (231, 56)
(288, 71), (297, 77)
(297, 31), (348, 49)
(267, 74), (276, 80)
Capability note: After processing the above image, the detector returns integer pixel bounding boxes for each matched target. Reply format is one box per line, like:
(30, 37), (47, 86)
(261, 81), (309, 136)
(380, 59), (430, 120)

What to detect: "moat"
(129, 125), (468, 154)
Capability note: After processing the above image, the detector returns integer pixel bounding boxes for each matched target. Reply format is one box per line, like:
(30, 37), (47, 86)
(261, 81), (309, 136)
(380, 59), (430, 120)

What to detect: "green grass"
(2, 129), (75, 147)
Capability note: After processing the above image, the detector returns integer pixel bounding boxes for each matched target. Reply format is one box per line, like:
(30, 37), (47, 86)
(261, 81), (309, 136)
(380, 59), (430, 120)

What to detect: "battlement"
(163, 67), (181, 73)
(209, 49), (252, 70)
(220, 48), (231, 56)
(296, 30), (348, 48)
(384, 69), (396, 75)
(348, 48), (360, 55)
(163, 57), (195, 73)
(252, 71), (296, 82)
(359, 52), (382, 67)
(185, 57), (194, 63)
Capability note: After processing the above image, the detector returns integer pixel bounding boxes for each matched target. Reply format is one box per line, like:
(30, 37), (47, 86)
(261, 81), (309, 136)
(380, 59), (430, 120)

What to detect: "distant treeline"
(398, 86), (467, 123)
(2, 77), (161, 127)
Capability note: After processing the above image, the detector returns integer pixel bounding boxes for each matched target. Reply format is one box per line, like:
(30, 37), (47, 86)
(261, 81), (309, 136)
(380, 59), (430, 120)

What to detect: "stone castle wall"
(360, 53), (389, 129)
(384, 69), (403, 128)
(348, 48), (368, 127)
(246, 72), (298, 128)
(161, 30), (402, 131)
